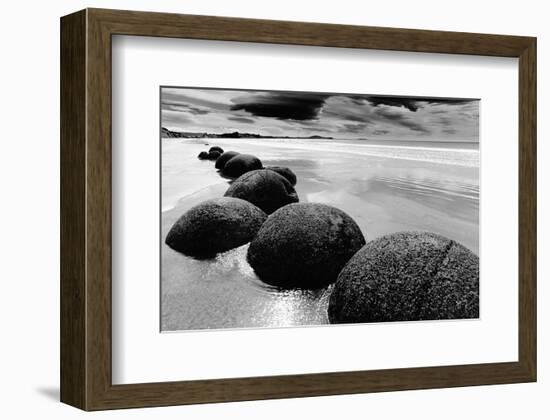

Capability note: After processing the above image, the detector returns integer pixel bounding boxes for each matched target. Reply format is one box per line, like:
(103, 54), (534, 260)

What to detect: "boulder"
(207, 150), (221, 161)
(224, 169), (299, 214)
(266, 166), (297, 186)
(328, 231), (479, 323)
(165, 197), (267, 258)
(247, 203), (366, 288)
(222, 154), (263, 178)
(209, 146), (224, 154)
(197, 151), (209, 160)
(215, 151), (240, 170)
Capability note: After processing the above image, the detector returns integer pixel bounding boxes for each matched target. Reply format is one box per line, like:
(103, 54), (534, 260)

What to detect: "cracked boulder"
(328, 231), (479, 323)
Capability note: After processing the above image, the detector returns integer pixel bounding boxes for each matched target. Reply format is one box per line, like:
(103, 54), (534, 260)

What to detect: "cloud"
(161, 102), (210, 115)
(161, 110), (194, 126)
(321, 96), (374, 124)
(161, 88), (233, 111)
(402, 121), (430, 133)
(438, 117), (453, 126)
(227, 116), (255, 124)
(230, 92), (329, 120)
(292, 122), (333, 133)
(374, 107), (431, 134)
(366, 96), (476, 112)
(341, 123), (370, 134)
(321, 96), (434, 135)
(423, 98), (475, 106)
(373, 129), (390, 135)
(366, 96), (422, 112)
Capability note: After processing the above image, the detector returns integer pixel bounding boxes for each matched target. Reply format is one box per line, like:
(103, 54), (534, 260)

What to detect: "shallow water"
(161, 138), (479, 331)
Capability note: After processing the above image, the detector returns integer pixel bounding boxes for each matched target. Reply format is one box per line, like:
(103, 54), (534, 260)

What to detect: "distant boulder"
(247, 203), (366, 288)
(209, 146), (224, 154)
(328, 231), (479, 324)
(222, 154), (263, 178)
(197, 151), (209, 160)
(165, 197), (267, 258)
(215, 151), (240, 170)
(266, 166), (297, 186)
(207, 150), (222, 161)
(225, 169), (299, 214)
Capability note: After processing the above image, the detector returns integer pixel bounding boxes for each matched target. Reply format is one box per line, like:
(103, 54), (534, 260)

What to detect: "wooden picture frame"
(60, 8), (536, 411)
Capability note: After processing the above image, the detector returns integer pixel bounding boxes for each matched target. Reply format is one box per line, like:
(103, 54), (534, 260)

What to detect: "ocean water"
(161, 138), (479, 331)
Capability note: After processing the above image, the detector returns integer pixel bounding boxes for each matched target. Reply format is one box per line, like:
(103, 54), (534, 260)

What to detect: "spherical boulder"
(247, 203), (366, 289)
(215, 151), (240, 170)
(165, 197), (267, 258)
(197, 151), (209, 160)
(207, 150), (221, 161)
(224, 169), (299, 214)
(328, 231), (479, 324)
(209, 146), (224, 154)
(266, 166), (297, 186)
(222, 154), (263, 178)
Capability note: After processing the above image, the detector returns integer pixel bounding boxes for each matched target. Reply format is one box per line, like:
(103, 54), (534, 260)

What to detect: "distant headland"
(161, 127), (333, 140)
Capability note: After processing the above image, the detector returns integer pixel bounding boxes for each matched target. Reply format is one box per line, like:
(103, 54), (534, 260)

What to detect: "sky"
(161, 87), (479, 142)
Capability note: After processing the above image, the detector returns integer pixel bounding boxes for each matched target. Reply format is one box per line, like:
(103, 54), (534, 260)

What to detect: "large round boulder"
(328, 231), (479, 324)
(197, 151), (209, 160)
(224, 169), (299, 214)
(222, 154), (263, 178)
(247, 203), (366, 289)
(215, 151), (240, 170)
(206, 150), (221, 161)
(165, 197), (267, 258)
(266, 166), (297, 186)
(209, 146), (224, 154)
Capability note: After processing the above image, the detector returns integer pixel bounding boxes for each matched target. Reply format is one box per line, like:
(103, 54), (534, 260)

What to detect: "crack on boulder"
(429, 239), (454, 279)
(414, 239), (455, 319)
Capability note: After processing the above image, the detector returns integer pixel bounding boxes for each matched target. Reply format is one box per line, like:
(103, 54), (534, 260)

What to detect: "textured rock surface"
(328, 231), (479, 323)
(207, 150), (222, 161)
(224, 169), (299, 214)
(208, 146), (224, 154)
(215, 151), (240, 170)
(266, 166), (297, 186)
(197, 151), (209, 160)
(165, 197), (267, 258)
(222, 154), (263, 178)
(247, 203), (366, 288)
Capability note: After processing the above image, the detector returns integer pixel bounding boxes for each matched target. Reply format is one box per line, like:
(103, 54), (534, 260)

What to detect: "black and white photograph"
(160, 86), (480, 331)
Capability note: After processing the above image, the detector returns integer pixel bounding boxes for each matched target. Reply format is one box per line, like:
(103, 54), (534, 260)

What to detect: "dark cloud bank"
(230, 92), (330, 120)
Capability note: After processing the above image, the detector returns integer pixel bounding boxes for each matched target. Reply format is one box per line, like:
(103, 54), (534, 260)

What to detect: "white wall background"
(0, 0), (546, 418)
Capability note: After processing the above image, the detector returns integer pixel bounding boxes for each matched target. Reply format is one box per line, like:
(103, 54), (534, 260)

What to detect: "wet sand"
(161, 138), (479, 331)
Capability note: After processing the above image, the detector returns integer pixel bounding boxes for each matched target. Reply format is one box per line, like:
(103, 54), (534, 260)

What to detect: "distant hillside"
(161, 127), (185, 138)
(161, 127), (333, 140)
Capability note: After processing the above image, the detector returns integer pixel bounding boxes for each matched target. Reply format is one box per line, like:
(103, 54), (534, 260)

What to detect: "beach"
(161, 137), (479, 331)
